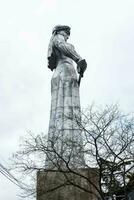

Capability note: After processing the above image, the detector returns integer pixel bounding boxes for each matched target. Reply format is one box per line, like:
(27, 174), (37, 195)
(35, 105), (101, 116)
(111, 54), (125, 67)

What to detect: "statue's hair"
(52, 25), (71, 35)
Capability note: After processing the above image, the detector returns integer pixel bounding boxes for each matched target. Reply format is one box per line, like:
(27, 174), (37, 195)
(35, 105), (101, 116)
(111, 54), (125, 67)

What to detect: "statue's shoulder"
(67, 43), (75, 49)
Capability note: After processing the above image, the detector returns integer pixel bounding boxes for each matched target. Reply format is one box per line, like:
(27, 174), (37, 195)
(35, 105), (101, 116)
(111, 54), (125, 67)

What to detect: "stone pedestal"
(37, 168), (100, 200)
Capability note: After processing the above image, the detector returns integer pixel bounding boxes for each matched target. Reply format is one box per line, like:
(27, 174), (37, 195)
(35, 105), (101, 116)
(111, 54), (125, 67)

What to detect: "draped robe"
(46, 34), (85, 169)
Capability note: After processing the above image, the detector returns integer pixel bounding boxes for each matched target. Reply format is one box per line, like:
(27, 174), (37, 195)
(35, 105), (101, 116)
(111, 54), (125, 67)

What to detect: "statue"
(46, 25), (87, 169)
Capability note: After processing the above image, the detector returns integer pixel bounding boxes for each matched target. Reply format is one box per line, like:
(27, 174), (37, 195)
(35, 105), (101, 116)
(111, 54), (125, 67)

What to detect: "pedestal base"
(37, 168), (99, 200)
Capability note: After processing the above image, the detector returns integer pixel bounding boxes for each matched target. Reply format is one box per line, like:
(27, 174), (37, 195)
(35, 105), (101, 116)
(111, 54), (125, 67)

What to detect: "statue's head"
(52, 25), (71, 41)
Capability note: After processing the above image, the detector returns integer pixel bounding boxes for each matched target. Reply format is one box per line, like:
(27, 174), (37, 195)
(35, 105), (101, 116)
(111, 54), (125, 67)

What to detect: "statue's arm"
(53, 35), (82, 63)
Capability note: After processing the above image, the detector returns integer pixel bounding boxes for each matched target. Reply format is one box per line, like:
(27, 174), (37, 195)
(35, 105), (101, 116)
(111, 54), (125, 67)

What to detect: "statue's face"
(58, 30), (69, 41)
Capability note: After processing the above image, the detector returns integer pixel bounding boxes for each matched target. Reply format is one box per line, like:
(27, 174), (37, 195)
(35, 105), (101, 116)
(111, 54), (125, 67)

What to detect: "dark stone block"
(37, 168), (100, 200)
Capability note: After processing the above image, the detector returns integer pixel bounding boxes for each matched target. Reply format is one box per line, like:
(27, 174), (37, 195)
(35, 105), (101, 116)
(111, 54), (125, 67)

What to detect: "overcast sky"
(0, 0), (134, 199)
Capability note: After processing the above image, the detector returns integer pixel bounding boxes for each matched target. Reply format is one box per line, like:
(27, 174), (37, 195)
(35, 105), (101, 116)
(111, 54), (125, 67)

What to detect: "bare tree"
(10, 105), (134, 199)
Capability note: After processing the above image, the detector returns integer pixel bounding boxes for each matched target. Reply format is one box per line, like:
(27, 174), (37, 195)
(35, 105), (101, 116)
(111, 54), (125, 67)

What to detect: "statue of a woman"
(46, 25), (87, 169)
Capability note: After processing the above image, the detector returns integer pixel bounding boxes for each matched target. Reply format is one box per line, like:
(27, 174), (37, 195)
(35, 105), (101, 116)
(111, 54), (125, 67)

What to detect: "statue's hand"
(77, 59), (87, 77)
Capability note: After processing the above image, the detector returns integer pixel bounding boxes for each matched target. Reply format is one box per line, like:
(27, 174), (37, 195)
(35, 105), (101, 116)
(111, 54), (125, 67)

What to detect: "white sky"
(0, 0), (134, 199)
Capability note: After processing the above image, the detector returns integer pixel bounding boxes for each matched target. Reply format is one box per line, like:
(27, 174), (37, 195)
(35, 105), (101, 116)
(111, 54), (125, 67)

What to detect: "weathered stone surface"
(37, 168), (100, 200)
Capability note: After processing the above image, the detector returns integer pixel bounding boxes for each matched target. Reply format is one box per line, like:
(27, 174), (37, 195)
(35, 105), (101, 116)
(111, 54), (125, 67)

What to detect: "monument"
(37, 25), (99, 200)
(46, 25), (87, 169)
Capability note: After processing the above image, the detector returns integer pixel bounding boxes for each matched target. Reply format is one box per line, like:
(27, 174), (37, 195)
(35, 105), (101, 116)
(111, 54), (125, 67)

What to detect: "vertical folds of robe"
(46, 34), (85, 169)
